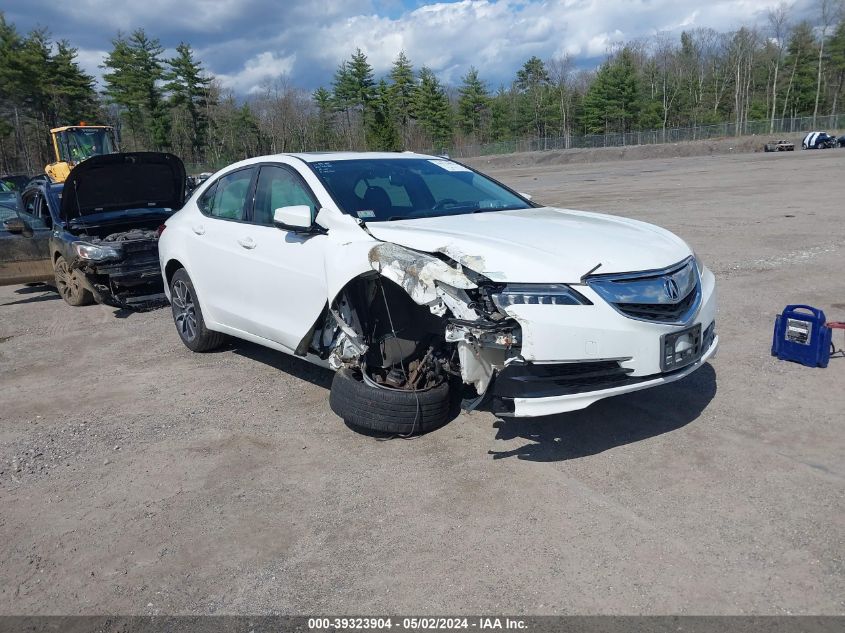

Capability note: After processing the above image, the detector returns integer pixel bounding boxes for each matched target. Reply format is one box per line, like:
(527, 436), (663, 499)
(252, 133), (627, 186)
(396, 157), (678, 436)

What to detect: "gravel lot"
(1, 149), (843, 615)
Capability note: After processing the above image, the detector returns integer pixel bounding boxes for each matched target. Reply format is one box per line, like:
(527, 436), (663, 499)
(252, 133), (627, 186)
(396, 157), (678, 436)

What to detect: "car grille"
(616, 286), (698, 322)
(586, 257), (701, 325)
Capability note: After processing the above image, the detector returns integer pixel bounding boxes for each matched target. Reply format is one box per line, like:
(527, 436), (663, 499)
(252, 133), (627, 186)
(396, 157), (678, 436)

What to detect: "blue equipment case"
(771, 305), (832, 368)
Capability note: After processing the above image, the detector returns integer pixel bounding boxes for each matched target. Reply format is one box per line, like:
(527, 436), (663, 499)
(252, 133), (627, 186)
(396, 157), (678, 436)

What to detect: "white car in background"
(158, 152), (717, 434)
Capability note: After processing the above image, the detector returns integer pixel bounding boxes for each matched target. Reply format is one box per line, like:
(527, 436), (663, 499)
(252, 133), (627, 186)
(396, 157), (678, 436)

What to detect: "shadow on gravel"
(2, 283), (60, 306)
(488, 363), (717, 462)
(227, 339), (334, 390)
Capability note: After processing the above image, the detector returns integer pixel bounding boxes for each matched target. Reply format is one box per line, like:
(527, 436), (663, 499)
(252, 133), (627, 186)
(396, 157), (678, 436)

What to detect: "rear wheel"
(53, 255), (93, 306)
(169, 268), (226, 352)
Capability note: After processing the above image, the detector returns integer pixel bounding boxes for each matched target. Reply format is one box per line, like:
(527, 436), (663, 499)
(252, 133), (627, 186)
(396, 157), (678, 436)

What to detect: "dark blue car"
(0, 152), (185, 307)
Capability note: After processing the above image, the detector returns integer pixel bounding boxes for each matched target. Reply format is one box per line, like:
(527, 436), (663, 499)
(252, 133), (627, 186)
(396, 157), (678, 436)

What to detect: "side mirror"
(3, 217), (32, 236)
(273, 205), (313, 231)
(518, 192), (533, 201)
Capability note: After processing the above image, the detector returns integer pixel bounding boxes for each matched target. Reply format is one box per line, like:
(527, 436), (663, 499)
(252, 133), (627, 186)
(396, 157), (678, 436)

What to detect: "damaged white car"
(158, 152), (717, 434)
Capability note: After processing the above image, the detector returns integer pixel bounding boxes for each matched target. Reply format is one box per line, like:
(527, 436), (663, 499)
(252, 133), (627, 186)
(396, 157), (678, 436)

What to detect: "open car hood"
(60, 152), (185, 221)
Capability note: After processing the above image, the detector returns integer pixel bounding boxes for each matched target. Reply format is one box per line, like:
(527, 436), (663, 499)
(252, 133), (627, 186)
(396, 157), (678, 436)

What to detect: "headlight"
(72, 241), (120, 261)
(492, 284), (591, 309)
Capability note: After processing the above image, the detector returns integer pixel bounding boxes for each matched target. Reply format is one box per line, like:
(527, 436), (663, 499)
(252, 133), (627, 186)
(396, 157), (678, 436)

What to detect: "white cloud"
(72, 48), (108, 85)
(8, 0), (801, 93)
(217, 51), (297, 94)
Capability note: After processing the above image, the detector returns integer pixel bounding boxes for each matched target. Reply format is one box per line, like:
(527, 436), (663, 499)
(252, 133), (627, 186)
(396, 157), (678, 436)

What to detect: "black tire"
(329, 367), (451, 435)
(169, 268), (226, 352)
(54, 255), (93, 306)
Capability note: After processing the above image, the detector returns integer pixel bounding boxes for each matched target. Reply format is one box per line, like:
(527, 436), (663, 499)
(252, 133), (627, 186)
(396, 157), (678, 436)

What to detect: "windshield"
(308, 158), (532, 221)
(57, 128), (116, 163)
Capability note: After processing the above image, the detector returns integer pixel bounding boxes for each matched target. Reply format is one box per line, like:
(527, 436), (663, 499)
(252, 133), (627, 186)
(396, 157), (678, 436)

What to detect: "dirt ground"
(1, 149), (843, 615)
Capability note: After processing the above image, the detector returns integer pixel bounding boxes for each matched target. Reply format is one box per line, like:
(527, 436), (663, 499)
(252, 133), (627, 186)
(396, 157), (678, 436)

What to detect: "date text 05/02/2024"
(307, 617), (528, 630)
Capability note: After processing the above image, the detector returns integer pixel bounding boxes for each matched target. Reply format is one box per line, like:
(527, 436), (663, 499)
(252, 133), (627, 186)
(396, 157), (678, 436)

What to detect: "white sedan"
(158, 152), (717, 434)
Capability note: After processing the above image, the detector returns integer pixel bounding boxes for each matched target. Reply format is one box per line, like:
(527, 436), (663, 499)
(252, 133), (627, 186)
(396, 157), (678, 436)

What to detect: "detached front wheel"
(169, 269), (226, 352)
(329, 367), (451, 435)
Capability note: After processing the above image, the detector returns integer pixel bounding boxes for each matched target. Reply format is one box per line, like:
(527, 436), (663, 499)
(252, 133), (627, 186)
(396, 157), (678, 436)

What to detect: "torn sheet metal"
(368, 242), (476, 305)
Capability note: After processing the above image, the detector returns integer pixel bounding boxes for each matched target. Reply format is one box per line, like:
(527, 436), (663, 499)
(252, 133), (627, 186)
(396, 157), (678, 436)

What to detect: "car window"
(0, 202), (18, 225)
(252, 165), (317, 226)
(20, 193), (47, 229)
(198, 182), (217, 214)
(207, 169), (254, 221)
(308, 158), (531, 221)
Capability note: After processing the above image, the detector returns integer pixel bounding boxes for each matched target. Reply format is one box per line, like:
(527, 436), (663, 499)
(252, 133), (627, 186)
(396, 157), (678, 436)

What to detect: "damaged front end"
(58, 151), (185, 310)
(68, 228), (167, 309)
(309, 241), (522, 407)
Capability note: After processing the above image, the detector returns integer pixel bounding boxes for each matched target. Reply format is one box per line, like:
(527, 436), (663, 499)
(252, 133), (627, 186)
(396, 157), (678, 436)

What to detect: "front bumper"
(72, 242), (166, 308)
(493, 333), (717, 417)
(487, 266), (717, 417)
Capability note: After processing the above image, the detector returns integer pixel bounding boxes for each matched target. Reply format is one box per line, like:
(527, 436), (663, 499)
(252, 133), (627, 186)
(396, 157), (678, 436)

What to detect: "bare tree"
(547, 53), (575, 146)
(653, 33), (682, 139)
(812, 0), (839, 125)
(768, 2), (792, 132)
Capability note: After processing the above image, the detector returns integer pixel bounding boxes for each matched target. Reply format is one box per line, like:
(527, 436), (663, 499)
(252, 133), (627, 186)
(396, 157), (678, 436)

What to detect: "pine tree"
(515, 56), (552, 137)
(828, 20), (845, 115)
(165, 42), (212, 161)
(366, 79), (400, 151)
(457, 66), (490, 138)
(312, 86), (335, 149)
(581, 48), (642, 134)
(47, 41), (98, 126)
(331, 50), (375, 149)
(388, 51), (415, 146)
(17, 29), (52, 125)
(412, 67), (452, 150)
(102, 29), (168, 149)
(781, 22), (819, 117)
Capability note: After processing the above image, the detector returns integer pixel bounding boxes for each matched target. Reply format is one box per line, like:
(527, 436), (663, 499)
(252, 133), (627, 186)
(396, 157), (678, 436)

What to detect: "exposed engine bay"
(305, 243), (522, 406)
(66, 220), (166, 309)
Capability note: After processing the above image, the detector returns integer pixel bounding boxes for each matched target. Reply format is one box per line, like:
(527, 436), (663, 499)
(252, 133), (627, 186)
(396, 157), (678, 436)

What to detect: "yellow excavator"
(45, 123), (118, 183)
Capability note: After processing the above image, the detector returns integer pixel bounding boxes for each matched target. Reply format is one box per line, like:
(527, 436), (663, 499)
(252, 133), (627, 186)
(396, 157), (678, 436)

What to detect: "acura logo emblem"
(664, 278), (680, 301)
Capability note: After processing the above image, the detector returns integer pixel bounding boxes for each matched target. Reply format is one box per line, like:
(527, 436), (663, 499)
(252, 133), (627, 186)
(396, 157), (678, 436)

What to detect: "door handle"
(237, 237), (256, 249)
(192, 225), (205, 235)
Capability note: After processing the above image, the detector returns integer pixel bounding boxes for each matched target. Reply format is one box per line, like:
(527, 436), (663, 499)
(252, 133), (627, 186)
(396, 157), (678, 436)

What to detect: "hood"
(364, 207), (692, 283)
(60, 152), (186, 221)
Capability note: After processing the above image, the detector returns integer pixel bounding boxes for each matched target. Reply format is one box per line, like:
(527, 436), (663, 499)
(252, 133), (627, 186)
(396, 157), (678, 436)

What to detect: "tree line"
(2, 2), (844, 175)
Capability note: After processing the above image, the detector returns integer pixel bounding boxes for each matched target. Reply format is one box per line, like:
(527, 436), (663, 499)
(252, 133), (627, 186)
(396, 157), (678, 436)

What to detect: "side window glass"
(0, 202), (18, 226)
(38, 194), (53, 228)
(28, 195), (47, 229)
(252, 165), (317, 226)
(23, 194), (37, 216)
(210, 169), (253, 220)
(198, 182), (217, 214)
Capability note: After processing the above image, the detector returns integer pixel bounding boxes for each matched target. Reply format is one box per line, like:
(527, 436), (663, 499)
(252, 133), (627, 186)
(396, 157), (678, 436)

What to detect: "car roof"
(287, 151), (438, 163)
(220, 151), (441, 172)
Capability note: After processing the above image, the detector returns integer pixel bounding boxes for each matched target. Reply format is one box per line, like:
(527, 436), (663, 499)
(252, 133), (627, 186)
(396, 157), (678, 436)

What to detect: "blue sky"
(3, 0), (812, 95)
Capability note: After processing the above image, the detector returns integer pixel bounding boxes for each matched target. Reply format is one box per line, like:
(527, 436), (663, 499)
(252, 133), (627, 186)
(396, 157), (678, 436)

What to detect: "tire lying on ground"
(329, 367), (451, 435)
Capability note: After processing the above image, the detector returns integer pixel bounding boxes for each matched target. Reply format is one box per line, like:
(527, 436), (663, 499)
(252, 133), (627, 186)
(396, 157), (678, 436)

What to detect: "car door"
(229, 163), (329, 350)
(183, 166), (258, 331)
(0, 192), (53, 286)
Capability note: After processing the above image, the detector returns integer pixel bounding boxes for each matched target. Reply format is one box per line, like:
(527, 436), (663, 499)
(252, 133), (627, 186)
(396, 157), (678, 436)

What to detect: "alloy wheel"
(172, 280), (197, 341)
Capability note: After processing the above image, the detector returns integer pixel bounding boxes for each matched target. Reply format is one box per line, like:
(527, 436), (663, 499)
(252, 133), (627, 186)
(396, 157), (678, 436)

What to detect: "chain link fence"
(446, 113), (845, 158)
